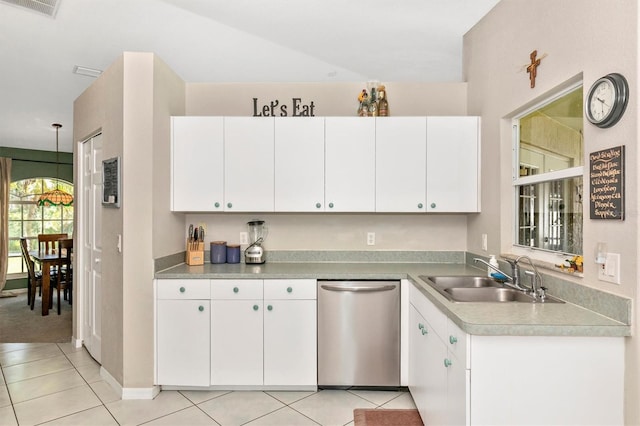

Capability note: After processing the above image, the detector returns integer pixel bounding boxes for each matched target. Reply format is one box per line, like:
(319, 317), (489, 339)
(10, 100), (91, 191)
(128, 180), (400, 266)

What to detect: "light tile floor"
(0, 343), (417, 425)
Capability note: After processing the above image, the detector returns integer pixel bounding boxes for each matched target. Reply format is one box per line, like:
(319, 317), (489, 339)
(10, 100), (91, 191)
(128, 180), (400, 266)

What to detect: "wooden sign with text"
(252, 98), (316, 117)
(590, 146), (625, 220)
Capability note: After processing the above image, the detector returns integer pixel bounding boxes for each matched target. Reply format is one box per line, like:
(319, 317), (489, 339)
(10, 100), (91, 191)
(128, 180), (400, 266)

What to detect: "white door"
(81, 134), (103, 362)
(157, 299), (210, 386)
(171, 117), (224, 211)
(376, 117), (427, 212)
(210, 300), (263, 385)
(263, 300), (317, 386)
(274, 117), (325, 212)
(325, 117), (376, 212)
(426, 116), (480, 212)
(224, 117), (275, 212)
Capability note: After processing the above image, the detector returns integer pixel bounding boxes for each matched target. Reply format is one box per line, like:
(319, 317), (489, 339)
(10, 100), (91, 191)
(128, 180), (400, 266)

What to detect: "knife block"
(186, 239), (205, 266)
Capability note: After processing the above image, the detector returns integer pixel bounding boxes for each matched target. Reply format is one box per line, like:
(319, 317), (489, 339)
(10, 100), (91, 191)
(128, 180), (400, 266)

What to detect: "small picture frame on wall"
(102, 156), (120, 208)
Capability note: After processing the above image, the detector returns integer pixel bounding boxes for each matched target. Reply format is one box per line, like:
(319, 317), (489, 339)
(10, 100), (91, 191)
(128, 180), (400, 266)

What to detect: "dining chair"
(37, 233), (68, 255)
(19, 238), (42, 310)
(53, 238), (73, 315)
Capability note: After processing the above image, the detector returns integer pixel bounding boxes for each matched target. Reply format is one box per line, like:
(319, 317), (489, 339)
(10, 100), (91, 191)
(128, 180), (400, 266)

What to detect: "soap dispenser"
(488, 255), (499, 277)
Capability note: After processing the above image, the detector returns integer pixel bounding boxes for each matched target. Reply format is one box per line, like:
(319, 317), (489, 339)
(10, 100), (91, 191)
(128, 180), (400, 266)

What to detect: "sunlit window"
(7, 178), (74, 276)
(513, 83), (583, 256)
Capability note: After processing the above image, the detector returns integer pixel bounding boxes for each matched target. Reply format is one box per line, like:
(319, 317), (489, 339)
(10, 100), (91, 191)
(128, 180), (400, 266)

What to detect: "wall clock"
(585, 73), (629, 128)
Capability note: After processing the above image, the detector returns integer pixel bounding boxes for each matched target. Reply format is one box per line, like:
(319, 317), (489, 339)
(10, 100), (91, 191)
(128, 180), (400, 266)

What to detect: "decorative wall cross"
(526, 50), (542, 88)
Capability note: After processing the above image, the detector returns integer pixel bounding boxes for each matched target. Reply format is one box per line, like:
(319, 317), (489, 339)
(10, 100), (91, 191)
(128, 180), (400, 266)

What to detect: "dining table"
(30, 250), (68, 316)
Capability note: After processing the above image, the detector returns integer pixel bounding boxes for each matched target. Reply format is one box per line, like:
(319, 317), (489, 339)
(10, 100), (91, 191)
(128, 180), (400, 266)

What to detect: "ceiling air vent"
(0, 0), (60, 18)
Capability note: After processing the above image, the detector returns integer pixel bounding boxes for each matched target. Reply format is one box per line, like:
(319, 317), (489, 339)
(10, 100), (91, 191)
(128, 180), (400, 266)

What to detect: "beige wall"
(74, 52), (186, 389)
(463, 0), (639, 422)
(185, 81), (473, 251)
(73, 55), (126, 384)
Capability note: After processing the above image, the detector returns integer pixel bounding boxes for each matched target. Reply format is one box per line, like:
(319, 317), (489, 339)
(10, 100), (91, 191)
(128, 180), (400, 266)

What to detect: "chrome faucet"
(473, 258), (527, 292)
(513, 255), (544, 299)
(474, 256), (547, 301)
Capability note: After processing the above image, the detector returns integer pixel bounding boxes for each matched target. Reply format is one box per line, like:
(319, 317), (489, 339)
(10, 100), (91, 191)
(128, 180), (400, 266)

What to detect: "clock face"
(586, 73), (629, 128)
(588, 80), (615, 122)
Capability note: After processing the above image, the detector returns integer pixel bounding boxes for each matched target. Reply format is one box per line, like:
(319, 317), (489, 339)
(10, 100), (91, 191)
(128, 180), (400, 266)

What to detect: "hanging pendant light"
(37, 123), (73, 207)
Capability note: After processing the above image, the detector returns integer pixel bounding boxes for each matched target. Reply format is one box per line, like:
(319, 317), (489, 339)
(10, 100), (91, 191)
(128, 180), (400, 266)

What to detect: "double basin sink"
(419, 275), (564, 303)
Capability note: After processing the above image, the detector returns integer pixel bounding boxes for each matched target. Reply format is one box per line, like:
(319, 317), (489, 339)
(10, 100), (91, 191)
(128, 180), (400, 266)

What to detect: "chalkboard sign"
(102, 157), (120, 208)
(590, 146), (624, 220)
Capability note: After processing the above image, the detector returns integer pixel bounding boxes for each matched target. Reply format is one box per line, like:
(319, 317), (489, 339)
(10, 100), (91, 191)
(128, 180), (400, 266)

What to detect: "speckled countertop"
(156, 261), (630, 337)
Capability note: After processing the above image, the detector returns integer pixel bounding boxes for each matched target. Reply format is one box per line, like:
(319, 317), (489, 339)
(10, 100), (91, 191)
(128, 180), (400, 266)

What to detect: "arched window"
(7, 178), (74, 275)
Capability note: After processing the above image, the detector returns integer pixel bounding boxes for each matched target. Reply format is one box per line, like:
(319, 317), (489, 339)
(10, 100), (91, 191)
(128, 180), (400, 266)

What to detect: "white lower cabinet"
(156, 280), (211, 386)
(409, 283), (624, 426)
(210, 279), (317, 389)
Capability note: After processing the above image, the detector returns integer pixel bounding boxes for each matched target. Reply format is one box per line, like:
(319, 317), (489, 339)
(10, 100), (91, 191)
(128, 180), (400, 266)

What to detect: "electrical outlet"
(598, 253), (621, 284)
(367, 232), (375, 246)
(481, 234), (488, 251)
(240, 232), (248, 245)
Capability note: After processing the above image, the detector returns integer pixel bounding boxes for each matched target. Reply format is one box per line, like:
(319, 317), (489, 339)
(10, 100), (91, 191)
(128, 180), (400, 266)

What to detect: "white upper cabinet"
(426, 116), (480, 212)
(171, 117), (224, 212)
(325, 117), (376, 212)
(376, 117), (427, 212)
(274, 117), (325, 212)
(171, 116), (480, 213)
(224, 117), (275, 212)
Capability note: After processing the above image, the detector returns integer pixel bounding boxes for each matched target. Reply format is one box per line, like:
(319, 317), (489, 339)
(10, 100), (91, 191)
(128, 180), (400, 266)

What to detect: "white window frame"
(511, 81), (583, 265)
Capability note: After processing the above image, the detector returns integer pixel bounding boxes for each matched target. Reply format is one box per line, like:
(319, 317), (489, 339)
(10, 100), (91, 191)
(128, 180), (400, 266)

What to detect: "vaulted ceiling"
(0, 0), (500, 152)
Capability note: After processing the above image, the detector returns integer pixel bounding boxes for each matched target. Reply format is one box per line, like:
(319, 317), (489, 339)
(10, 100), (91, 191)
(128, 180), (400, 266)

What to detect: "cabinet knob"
(287, 287), (293, 293)
(233, 287), (239, 293)
(444, 358), (452, 368)
(316, 203), (322, 209)
(449, 335), (458, 344)
(267, 305), (273, 311)
(214, 202), (220, 208)
(198, 305), (204, 312)
(430, 203), (436, 209)
(328, 202), (334, 208)
(418, 203), (423, 209)
(253, 304), (259, 311)
(418, 323), (424, 330)
(227, 202), (233, 208)
(179, 287), (185, 293)
(422, 328), (428, 335)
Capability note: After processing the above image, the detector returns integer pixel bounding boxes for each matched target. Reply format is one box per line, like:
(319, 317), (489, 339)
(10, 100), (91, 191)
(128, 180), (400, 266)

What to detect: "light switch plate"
(598, 253), (620, 284)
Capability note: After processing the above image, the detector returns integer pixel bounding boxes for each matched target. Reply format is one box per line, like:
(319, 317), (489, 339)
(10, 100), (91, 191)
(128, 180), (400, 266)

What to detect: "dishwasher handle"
(320, 284), (397, 293)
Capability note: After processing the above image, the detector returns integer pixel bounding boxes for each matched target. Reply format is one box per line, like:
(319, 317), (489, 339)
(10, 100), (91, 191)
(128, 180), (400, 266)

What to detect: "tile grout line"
(55, 342), (124, 425)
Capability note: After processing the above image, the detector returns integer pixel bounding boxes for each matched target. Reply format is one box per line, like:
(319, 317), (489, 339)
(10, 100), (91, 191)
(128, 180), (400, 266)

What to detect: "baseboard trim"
(100, 366), (160, 400)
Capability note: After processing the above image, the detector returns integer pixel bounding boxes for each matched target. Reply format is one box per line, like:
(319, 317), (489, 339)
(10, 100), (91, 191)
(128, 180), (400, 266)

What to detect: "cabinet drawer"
(264, 279), (317, 300)
(211, 279), (263, 299)
(447, 317), (469, 368)
(410, 283), (447, 341)
(157, 279), (210, 300)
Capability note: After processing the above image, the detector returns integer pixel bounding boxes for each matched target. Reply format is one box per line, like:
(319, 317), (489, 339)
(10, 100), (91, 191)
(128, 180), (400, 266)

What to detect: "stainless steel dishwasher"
(317, 280), (400, 387)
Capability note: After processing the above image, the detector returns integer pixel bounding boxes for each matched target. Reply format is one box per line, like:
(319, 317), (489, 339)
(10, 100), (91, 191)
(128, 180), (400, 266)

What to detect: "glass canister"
(210, 241), (227, 264)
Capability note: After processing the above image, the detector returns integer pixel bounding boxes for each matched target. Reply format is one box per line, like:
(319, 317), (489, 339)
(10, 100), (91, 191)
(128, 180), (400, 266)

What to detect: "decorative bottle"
(377, 85), (389, 116)
(368, 87), (378, 116)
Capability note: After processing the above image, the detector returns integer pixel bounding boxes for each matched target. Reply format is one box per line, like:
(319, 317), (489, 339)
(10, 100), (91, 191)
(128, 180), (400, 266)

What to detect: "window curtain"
(0, 157), (11, 292)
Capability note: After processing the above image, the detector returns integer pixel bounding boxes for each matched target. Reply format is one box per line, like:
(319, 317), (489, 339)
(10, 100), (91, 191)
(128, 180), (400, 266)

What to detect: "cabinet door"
(157, 299), (210, 386)
(224, 117), (275, 212)
(446, 353), (469, 426)
(211, 300), (263, 385)
(171, 117), (224, 211)
(409, 304), (448, 426)
(426, 116), (480, 212)
(325, 117), (376, 212)
(264, 300), (317, 386)
(274, 117), (325, 212)
(376, 117), (427, 212)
